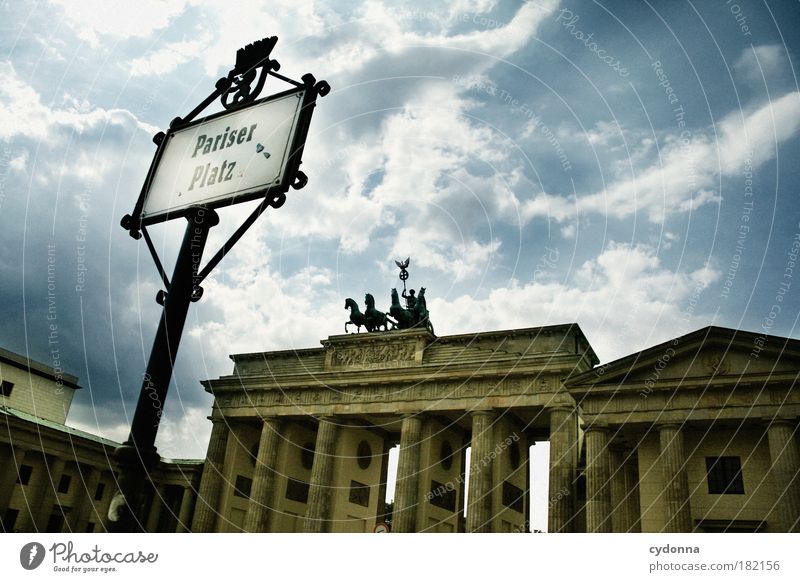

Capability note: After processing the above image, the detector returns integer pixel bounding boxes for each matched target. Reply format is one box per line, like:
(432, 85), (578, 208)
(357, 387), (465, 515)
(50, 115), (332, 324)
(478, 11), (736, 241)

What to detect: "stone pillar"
(584, 424), (612, 532)
(303, 418), (339, 533)
(624, 451), (642, 532)
(71, 466), (101, 533)
(610, 448), (635, 532)
(191, 419), (230, 532)
(658, 423), (692, 532)
(244, 418), (282, 532)
(35, 456), (66, 532)
(375, 442), (391, 524)
(767, 419), (800, 532)
(548, 406), (576, 533)
(145, 485), (166, 532)
(393, 415), (423, 533)
(0, 446), (24, 515)
(176, 486), (194, 532)
(467, 410), (495, 533)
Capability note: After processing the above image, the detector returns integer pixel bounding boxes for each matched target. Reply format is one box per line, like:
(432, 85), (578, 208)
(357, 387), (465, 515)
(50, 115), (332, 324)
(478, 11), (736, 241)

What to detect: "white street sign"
(141, 89), (306, 221)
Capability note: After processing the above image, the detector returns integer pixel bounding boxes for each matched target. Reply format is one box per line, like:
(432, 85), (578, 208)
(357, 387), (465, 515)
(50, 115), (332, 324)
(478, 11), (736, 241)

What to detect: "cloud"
(734, 44), (789, 86)
(523, 92), (800, 224)
(130, 36), (212, 77)
(49, 0), (189, 47)
(431, 241), (721, 362)
(0, 61), (159, 143)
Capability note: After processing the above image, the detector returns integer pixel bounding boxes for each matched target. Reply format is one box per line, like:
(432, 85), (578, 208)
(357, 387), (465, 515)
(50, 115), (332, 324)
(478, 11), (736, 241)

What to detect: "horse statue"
(345, 298), (367, 333)
(364, 293), (392, 332)
(390, 288), (415, 329)
(413, 287), (434, 334)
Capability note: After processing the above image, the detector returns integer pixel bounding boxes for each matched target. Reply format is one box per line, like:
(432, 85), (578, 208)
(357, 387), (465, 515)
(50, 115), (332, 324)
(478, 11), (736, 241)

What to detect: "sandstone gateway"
(189, 323), (800, 533)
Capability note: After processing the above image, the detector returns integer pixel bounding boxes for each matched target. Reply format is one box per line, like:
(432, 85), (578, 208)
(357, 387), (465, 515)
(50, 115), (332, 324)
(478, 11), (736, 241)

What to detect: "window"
(428, 480), (457, 512)
(1, 509), (19, 532)
(706, 456), (745, 494)
(0, 380), (13, 397)
(46, 511), (64, 533)
(502, 480), (525, 513)
(17, 465), (32, 485)
(233, 475), (252, 498)
(285, 478), (310, 504)
(57, 474), (71, 494)
(94, 482), (105, 501)
(348, 480), (370, 507)
(356, 441), (372, 470)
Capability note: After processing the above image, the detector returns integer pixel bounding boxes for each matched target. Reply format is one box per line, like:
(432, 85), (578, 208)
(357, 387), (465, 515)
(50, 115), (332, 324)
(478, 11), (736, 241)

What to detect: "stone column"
(584, 424), (612, 532)
(145, 485), (166, 532)
(35, 456), (66, 532)
(767, 419), (800, 532)
(244, 418), (282, 533)
(375, 442), (391, 524)
(0, 446), (24, 516)
(624, 451), (642, 532)
(548, 406), (576, 533)
(467, 410), (495, 533)
(393, 415), (423, 533)
(191, 419), (230, 532)
(71, 466), (101, 533)
(658, 423), (692, 532)
(176, 487), (194, 532)
(303, 418), (339, 533)
(611, 448), (636, 532)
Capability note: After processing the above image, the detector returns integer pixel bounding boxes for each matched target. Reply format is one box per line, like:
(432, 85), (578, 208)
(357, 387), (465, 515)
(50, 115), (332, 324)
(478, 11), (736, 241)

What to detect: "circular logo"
(20, 542), (46, 570)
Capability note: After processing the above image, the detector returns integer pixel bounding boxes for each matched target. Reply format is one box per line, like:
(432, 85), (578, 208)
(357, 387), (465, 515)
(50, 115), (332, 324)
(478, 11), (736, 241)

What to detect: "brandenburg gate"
(191, 322), (598, 533)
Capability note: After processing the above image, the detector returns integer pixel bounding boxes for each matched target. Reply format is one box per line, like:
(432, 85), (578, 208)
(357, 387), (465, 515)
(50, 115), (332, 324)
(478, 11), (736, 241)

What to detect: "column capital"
(470, 409), (496, 418)
(400, 412), (423, 420)
(582, 422), (610, 434)
(764, 416), (798, 429)
(656, 421), (685, 431)
(548, 405), (576, 414)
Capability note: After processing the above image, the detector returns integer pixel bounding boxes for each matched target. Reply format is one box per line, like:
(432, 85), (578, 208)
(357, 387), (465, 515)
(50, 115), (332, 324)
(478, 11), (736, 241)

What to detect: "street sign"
(113, 36), (328, 532)
(139, 87), (311, 224)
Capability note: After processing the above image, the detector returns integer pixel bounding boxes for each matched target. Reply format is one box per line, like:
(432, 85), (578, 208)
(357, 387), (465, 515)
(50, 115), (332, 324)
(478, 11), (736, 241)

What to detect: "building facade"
(0, 347), (202, 533)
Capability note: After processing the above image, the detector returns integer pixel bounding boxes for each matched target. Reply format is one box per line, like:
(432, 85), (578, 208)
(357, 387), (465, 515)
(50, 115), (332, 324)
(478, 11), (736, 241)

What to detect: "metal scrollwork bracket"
(221, 37), (281, 110)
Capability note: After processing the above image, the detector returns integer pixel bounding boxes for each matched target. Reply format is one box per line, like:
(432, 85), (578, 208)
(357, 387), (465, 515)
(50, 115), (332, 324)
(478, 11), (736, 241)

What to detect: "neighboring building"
(0, 347), (202, 533)
(564, 326), (800, 533)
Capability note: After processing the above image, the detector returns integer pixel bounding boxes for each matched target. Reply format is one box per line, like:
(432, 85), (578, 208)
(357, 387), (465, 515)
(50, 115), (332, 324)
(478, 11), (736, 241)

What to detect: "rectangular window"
(46, 511), (64, 533)
(428, 480), (457, 512)
(233, 475), (252, 499)
(502, 480), (525, 513)
(57, 474), (71, 494)
(94, 482), (105, 501)
(285, 478), (310, 504)
(706, 456), (745, 494)
(17, 465), (32, 485)
(348, 480), (370, 508)
(1, 509), (19, 532)
(0, 380), (13, 397)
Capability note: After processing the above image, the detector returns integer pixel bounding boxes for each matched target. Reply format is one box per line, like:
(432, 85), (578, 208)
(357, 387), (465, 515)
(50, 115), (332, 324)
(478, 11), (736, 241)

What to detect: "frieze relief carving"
(329, 342), (417, 370)
(216, 373), (562, 410)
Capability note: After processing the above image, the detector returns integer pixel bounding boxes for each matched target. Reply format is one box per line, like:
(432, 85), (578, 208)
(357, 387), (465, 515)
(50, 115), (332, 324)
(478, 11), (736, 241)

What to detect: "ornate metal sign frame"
(122, 36), (329, 236)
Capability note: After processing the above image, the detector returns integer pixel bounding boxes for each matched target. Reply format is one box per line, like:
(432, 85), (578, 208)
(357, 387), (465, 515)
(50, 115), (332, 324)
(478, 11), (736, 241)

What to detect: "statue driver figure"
(403, 288), (417, 310)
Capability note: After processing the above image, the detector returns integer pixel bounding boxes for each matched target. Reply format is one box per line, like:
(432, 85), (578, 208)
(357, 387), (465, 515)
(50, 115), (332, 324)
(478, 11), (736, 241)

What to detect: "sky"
(1, 0), (799, 529)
